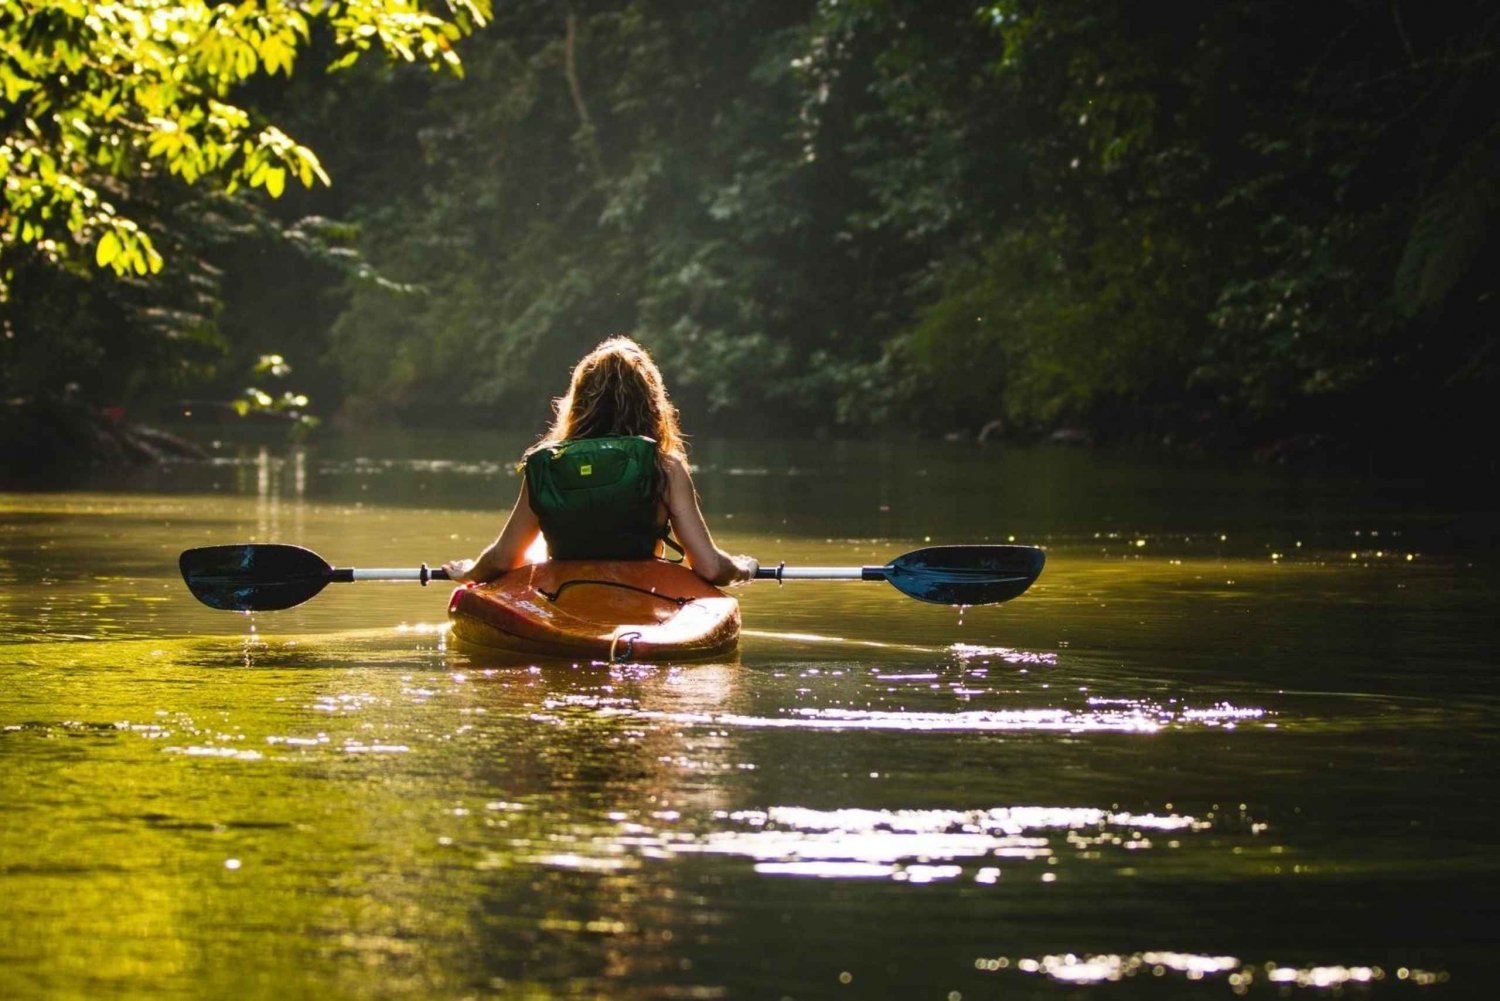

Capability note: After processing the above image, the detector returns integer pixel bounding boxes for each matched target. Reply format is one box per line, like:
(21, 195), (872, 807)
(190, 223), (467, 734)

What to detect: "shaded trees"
(902, 0), (1499, 448)
(325, 0), (831, 427)
(321, 0), (1497, 457)
(5, 0), (1495, 464)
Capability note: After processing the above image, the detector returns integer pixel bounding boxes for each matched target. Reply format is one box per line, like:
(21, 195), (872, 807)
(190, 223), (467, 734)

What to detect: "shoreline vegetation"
(2, 2), (1494, 482)
(1, 393), (1481, 489)
(0, 397), (205, 485)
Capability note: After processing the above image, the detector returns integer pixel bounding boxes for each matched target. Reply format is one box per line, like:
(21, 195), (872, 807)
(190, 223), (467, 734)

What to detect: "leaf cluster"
(0, 0), (489, 298)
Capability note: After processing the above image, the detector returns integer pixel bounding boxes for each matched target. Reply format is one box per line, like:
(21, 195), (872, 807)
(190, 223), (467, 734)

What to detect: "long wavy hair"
(529, 337), (686, 462)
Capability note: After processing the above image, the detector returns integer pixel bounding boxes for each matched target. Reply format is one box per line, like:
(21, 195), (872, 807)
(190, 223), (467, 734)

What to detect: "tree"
(0, 0), (490, 306)
(896, 0), (1499, 451)
(321, 0), (824, 428)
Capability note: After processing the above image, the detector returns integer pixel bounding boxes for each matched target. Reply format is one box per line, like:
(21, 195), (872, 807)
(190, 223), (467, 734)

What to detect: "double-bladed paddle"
(179, 543), (1044, 612)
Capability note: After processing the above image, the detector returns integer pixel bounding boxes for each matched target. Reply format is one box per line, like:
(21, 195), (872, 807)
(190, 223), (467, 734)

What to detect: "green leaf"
(95, 230), (120, 267)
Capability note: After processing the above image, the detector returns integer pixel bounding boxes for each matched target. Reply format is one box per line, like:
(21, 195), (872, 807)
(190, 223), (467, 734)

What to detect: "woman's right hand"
(442, 558), (476, 583)
(730, 554), (760, 584)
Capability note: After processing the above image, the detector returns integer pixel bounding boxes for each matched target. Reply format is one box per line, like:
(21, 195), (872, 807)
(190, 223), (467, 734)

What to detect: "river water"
(1, 431), (1495, 999)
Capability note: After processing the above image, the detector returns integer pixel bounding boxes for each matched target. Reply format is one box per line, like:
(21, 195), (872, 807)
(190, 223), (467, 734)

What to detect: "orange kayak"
(448, 560), (740, 661)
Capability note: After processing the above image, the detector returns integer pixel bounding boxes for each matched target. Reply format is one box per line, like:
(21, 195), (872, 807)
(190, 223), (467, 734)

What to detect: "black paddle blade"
(179, 544), (334, 611)
(883, 544), (1045, 606)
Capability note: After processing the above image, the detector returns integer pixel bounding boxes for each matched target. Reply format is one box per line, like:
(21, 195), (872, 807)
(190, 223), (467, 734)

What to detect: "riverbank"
(5, 391), (1494, 493)
(0, 397), (206, 485)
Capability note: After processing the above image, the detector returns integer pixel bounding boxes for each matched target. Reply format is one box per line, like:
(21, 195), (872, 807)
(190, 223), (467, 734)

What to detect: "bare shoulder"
(660, 453), (699, 509)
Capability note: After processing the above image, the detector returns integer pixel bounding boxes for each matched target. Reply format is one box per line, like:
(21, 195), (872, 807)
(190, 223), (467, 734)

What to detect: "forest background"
(3, 0), (1496, 470)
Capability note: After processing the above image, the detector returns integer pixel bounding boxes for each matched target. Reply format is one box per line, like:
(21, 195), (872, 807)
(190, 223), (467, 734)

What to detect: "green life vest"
(525, 435), (666, 560)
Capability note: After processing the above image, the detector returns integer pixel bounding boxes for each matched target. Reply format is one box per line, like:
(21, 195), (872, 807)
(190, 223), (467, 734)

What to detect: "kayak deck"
(448, 560), (740, 661)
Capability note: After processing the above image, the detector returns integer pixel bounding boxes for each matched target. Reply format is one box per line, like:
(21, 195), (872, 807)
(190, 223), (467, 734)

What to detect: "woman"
(443, 337), (758, 587)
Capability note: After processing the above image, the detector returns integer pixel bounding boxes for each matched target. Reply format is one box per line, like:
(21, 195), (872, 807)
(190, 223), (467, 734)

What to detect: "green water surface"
(1, 432), (1496, 999)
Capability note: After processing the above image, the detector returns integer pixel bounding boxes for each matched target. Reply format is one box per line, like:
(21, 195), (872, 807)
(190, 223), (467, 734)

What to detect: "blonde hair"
(530, 336), (686, 460)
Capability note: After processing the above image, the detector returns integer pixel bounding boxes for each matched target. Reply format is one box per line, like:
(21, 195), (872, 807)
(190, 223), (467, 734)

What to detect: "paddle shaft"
(344, 567), (453, 582)
(756, 565), (884, 581)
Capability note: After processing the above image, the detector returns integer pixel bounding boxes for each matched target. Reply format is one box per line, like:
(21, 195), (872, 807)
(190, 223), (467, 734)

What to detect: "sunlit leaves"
(0, 0), (491, 297)
(92, 217), (162, 276)
(253, 353), (292, 378)
(232, 352), (321, 435)
(319, 0), (485, 76)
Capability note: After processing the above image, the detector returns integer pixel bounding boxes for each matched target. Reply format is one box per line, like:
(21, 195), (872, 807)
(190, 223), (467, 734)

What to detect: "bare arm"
(664, 455), (757, 586)
(443, 478), (542, 583)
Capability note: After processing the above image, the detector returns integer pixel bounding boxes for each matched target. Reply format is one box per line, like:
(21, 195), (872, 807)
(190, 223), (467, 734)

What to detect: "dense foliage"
(0, 0), (488, 401)
(4, 0), (1496, 462)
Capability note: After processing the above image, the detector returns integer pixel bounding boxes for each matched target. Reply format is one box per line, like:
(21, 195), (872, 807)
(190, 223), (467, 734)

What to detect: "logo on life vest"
(580, 464), (592, 476)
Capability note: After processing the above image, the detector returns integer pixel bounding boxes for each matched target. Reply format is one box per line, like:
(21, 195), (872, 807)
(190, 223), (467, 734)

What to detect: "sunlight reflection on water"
(594, 700), (1267, 733)
(519, 802), (1234, 886)
(975, 950), (1450, 993)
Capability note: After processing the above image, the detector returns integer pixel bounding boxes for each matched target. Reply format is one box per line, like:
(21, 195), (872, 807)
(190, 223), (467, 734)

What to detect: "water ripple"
(600, 699), (1268, 733)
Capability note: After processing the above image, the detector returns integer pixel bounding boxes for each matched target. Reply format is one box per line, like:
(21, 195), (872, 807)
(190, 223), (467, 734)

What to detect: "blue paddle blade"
(881, 544), (1045, 605)
(179, 544), (334, 611)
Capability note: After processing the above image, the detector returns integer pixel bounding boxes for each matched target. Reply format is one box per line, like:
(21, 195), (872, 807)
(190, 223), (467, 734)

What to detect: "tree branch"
(563, 12), (606, 182)
(1389, 0), (1417, 66)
